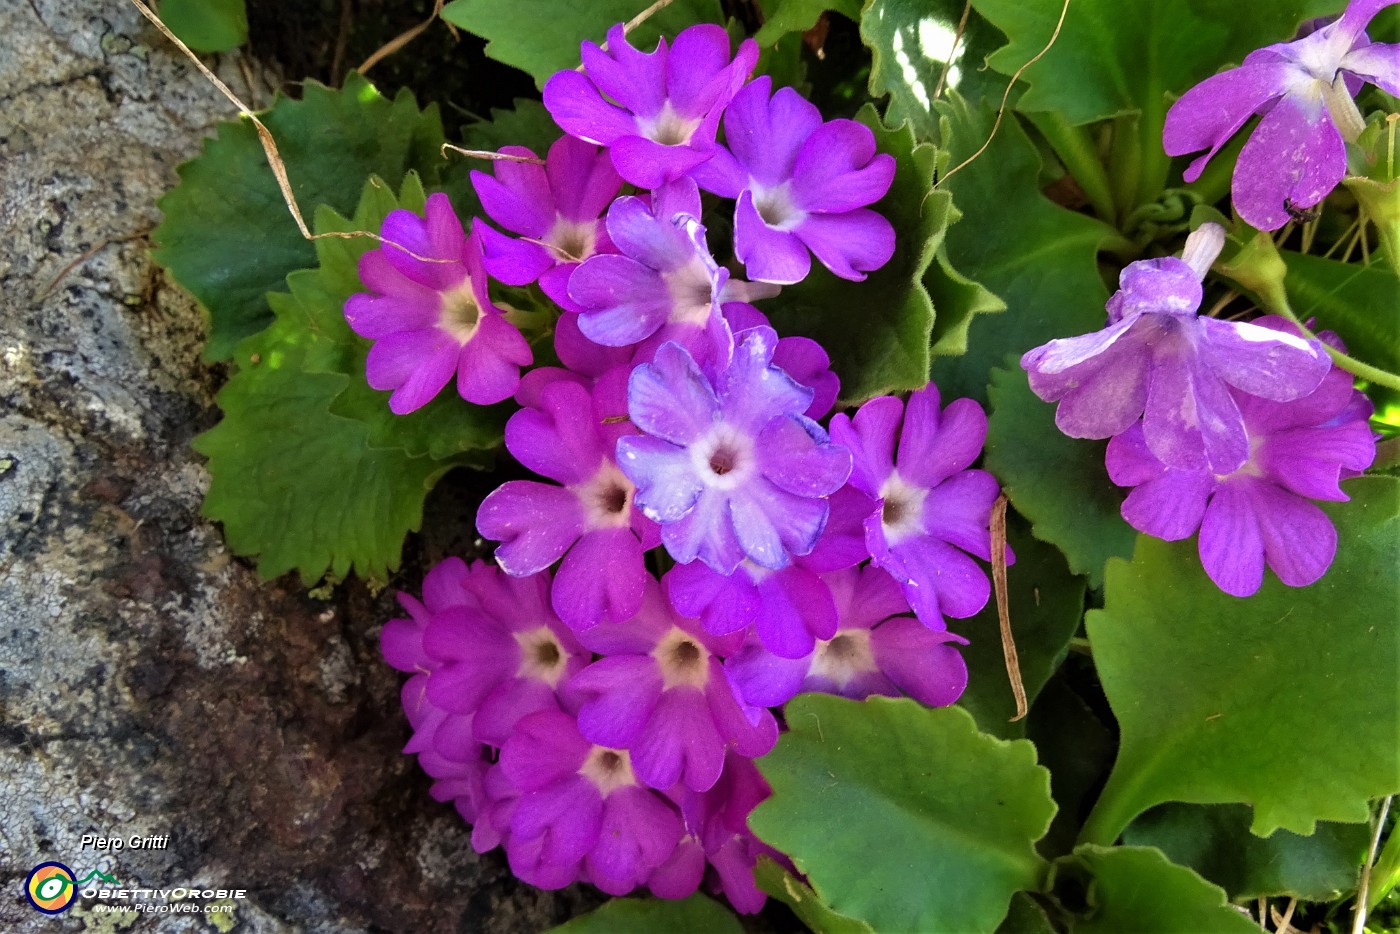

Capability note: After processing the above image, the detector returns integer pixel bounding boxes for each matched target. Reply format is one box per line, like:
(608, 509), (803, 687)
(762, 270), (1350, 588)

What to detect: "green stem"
(1026, 111), (1117, 223)
(1134, 84), (1171, 210)
(1368, 800), (1400, 910)
(1108, 115), (1142, 228)
(1076, 767), (1147, 849)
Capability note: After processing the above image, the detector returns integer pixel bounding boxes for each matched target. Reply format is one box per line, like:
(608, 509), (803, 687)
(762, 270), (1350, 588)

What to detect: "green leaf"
(1283, 252), (1400, 374)
(862, 0), (1006, 141)
(459, 98), (562, 156)
(1060, 845), (1259, 934)
(152, 75), (448, 360)
(754, 858), (875, 934)
(1083, 477), (1400, 842)
(928, 93), (1112, 408)
(1026, 675), (1115, 859)
(440, 0), (724, 89)
(998, 893), (1056, 934)
(968, 0), (1337, 125)
(755, 0), (861, 47)
(926, 240), (1007, 357)
(765, 105), (942, 404)
(1123, 803), (1371, 901)
(956, 516), (1085, 739)
(547, 895), (742, 933)
(984, 365), (1136, 589)
(159, 0), (248, 52)
(192, 339), (449, 585)
(750, 696), (1055, 934)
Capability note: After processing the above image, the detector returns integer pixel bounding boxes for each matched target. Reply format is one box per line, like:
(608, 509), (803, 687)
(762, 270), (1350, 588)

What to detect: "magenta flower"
(1021, 223), (1331, 472)
(344, 193), (532, 411)
(567, 579), (778, 792)
(471, 135), (622, 311)
(499, 710), (684, 895)
(1106, 318), (1376, 597)
(544, 23), (759, 188)
(725, 565), (969, 708)
(828, 385), (1006, 630)
(617, 327), (853, 574)
(567, 177), (774, 369)
(1164, 0), (1400, 230)
(692, 75), (896, 283)
(477, 378), (660, 631)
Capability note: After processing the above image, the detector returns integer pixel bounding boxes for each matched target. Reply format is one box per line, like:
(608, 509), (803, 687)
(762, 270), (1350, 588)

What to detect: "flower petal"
(792, 209), (896, 281)
(1198, 483), (1266, 597)
(1232, 91), (1346, 231)
(1163, 62), (1295, 180)
(477, 481), (585, 575)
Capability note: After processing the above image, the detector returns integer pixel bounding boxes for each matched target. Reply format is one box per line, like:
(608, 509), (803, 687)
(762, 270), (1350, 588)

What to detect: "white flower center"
(809, 630), (879, 687)
(652, 626), (711, 689)
(546, 215), (598, 264)
(691, 423), (756, 492)
(579, 746), (637, 796)
(438, 281), (482, 344)
(639, 101), (701, 147)
(573, 461), (636, 530)
(753, 182), (804, 230)
(513, 626), (569, 686)
(878, 470), (928, 545)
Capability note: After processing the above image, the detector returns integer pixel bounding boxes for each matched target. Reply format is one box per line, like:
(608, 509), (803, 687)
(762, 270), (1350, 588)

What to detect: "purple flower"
(544, 23), (759, 188)
(828, 385), (1006, 630)
(1020, 223), (1332, 472)
(723, 302), (840, 420)
(1164, 0), (1400, 230)
(725, 565), (969, 708)
(1106, 318), (1376, 597)
(471, 136), (622, 311)
(498, 709), (684, 895)
(344, 193), (532, 411)
(692, 75), (897, 283)
(664, 486), (872, 658)
(617, 327), (853, 574)
(567, 177), (775, 369)
(567, 579), (778, 792)
(477, 378), (660, 631)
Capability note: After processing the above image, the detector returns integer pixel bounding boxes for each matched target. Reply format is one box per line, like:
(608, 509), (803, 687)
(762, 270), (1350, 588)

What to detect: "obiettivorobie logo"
(24, 862), (120, 915)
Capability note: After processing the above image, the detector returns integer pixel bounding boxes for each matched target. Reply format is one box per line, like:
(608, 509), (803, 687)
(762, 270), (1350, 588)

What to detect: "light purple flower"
(828, 385), (1007, 630)
(471, 136), (622, 311)
(477, 378), (660, 631)
(725, 565), (969, 708)
(617, 327), (853, 574)
(498, 709), (684, 895)
(344, 192), (532, 411)
(567, 177), (775, 369)
(544, 23), (759, 188)
(692, 75), (897, 283)
(1020, 223), (1332, 473)
(567, 579), (778, 792)
(723, 302), (840, 420)
(1106, 318), (1376, 597)
(1164, 0), (1400, 230)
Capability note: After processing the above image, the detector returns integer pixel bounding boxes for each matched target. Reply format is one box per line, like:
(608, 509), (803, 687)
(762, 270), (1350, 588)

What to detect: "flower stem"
(1270, 295), (1400, 392)
(1026, 111), (1117, 223)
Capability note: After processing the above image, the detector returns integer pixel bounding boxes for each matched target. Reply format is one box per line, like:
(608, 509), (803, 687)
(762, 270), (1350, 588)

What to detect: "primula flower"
(477, 378), (659, 631)
(725, 565), (969, 708)
(567, 579), (779, 792)
(828, 385), (1006, 630)
(345, 193), (532, 411)
(544, 23), (759, 188)
(1106, 318), (1376, 597)
(693, 75), (897, 283)
(498, 710), (684, 895)
(1020, 223), (1331, 472)
(471, 135), (622, 311)
(1164, 0), (1400, 230)
(567, 177), (773, 368)
(617, 327), (853, 574)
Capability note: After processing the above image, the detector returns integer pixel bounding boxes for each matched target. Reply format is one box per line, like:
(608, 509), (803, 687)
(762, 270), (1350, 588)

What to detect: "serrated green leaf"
(440, 0), (724, 89)
(1062, 845), (1259, 934)
(1083, 477), (1400, 842)
(751, 696), (1055, 934)
(984, 365), (1136, 589)
(545, 895), (743, 934)
(956, 517), (1085, 739)
(459, 98), (563, 156)
(969, 0), (1336, 125)
(929, 93), (1113, 408)
(764, 105), (942, 404)
(1284, 252), (1400, 374)
(755, 0), (861, 47)
(153, 75), (448, 360)
(159, 0), (248, 52)
(1124, 803), (1371, 901)
(192, 340), (449, 585)
(926, 241), (1007, 357)
(754, 858), (875, 934)
(862, 0), (1005, 140)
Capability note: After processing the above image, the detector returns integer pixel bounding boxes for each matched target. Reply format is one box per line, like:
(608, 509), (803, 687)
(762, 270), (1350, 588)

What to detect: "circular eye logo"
(25, 862), (77, 914)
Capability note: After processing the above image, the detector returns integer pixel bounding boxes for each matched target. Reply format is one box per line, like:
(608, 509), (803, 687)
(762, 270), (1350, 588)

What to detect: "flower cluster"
(1022, 223), (1375, 596)
(354, 21), (1009, 909)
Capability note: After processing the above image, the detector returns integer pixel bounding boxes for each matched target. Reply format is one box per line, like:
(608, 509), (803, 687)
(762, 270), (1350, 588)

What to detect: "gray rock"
(0, 2), (598, 930)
